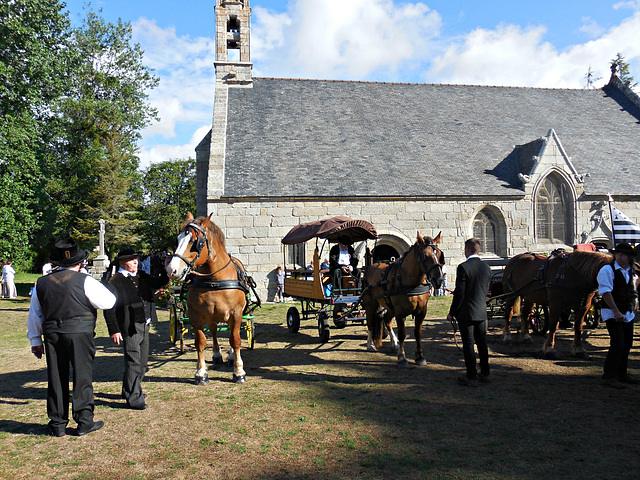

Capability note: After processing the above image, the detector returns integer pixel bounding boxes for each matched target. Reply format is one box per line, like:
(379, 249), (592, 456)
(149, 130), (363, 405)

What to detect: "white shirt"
(27, 269), (116, 346)
(597, 262), (636, 322)
(2, 264), (15, 281)
(337, 246), (351, 266)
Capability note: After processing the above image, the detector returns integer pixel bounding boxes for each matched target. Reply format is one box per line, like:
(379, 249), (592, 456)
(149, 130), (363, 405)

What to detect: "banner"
(610, 204), (640, 245)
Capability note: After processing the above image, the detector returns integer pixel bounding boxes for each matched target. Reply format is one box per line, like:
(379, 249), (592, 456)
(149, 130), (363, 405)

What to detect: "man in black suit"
(27, 239), (116, 436)
(104, 248), (169, 409)
(447, 238), (493, 387)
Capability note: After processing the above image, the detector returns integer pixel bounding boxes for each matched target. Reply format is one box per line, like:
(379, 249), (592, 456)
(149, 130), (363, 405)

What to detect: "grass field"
(1, 291), (639, 480)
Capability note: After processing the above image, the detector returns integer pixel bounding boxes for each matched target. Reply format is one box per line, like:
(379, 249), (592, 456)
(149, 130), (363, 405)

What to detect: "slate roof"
(222, 78), (640, 198)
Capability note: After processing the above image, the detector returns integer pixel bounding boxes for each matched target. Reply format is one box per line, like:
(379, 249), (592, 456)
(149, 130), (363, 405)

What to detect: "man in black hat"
(597, 242), (638, 389)
(103, 248), (169, 409)
(329, 236), (359, 276)
(27, 239), (116, 437)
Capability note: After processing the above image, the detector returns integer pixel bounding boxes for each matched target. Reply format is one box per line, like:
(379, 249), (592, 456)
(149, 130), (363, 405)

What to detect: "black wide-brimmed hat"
(612, 243), (636, 256)
(337, 235), (353, 245)
(51, 239), (89, 267)
(115, 248), (142, 262)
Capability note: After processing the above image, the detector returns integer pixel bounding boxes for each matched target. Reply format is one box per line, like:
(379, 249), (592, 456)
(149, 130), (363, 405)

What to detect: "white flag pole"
(608, 194), (616, 246)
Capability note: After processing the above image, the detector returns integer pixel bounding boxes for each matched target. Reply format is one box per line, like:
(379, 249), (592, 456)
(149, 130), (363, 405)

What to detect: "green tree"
(137, 158), (197, 253)
(610, 52), (636, 87)
(0, 0), (72, 267)
(54, 10), (159, 256)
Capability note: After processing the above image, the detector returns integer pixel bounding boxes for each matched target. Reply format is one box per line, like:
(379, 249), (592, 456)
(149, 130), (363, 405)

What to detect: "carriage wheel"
(246, 319), (255, 350)
(530, 304), (549, 335)
(169, 304), (177, 344)
(584, 304), (600, 329)
(286, 307), (301, 333)
(333, 304), (346, 328)
(318, 311), (330, 343)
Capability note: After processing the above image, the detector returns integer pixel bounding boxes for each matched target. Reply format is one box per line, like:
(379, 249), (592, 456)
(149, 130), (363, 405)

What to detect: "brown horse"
(166, 213), (249, 384)
(501, 250), (613, 359)
(362, 232), (445, 367)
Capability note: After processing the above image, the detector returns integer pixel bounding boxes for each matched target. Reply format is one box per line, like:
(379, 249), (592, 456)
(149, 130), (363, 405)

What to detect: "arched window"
(473, 209), (498, 255)
(535, 174), (573, 244)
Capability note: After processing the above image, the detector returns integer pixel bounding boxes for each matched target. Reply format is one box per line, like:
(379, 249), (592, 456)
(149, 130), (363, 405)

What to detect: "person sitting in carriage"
(329, 236), (360, 289)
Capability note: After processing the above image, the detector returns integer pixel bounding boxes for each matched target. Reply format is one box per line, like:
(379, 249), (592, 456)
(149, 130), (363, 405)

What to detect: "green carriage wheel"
(169, 304), (177, 344)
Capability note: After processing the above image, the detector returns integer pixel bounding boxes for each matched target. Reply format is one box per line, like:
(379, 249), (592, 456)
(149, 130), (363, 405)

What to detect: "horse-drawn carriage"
(280, 216), (378, 343)
(168, 285), (257, 353)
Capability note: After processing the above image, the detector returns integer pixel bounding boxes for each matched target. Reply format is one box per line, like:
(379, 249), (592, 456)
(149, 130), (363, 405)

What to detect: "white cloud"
(252, 0), (441, 80)
(138, 125), (211, 169)
(427, 11), (640, 89)
(579, 17), (605, 39)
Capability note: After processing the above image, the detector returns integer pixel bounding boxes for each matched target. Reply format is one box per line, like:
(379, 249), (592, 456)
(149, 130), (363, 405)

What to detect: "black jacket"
(329, 244), (358, 274)
(104, 269), (168, 336)
(448, 256), (492, 322)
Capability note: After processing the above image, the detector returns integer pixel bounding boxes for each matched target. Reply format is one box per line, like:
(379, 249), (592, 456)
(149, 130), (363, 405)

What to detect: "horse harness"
(175, 221), (262, 314)
(363, 242), (443, 312)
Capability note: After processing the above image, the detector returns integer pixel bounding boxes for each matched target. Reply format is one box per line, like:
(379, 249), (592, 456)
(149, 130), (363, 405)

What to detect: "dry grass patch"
(1, 296), (639, 479)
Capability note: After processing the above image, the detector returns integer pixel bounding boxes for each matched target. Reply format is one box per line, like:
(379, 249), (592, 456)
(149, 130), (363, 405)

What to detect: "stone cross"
(98, 219), (106, 257)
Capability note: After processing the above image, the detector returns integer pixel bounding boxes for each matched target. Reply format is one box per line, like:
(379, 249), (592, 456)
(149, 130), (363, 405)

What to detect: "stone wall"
(203, 197), (640, 301)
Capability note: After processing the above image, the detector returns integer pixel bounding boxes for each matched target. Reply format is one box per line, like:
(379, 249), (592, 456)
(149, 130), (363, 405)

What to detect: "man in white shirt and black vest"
(27, 239), (116, 437)
(598, 242), (639, 389)
(103, 248), (169, 410)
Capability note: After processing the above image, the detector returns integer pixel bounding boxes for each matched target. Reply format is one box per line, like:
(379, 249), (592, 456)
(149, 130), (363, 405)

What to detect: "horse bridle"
(418, 243), (445, 287)
(173, 222), (211, 272)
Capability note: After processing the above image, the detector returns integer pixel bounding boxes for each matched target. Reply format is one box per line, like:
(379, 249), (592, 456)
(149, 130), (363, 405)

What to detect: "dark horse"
(166, 213), (250, 384)
(501, 249), (613, 359)
(362, 232), (445, 367)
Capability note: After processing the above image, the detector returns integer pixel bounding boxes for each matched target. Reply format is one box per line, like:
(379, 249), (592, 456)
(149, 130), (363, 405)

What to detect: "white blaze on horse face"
(167, 231), (192, 279)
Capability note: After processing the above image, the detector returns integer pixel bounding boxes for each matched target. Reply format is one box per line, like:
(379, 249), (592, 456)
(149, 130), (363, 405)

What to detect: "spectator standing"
(447, 238), (492, 387)
(2, 260), (17, 298)
(103, 248), (169, 410)
(27, 239), (116, 436)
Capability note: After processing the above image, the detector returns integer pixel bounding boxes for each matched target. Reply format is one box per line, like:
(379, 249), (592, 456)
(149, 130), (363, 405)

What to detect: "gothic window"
(473, 209), (498, 255)
(287, 244), (305, 269)
(535, 174), (573, 243)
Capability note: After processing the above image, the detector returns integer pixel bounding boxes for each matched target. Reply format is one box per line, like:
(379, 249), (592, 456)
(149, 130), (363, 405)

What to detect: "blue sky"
(63, 0), (640, 167)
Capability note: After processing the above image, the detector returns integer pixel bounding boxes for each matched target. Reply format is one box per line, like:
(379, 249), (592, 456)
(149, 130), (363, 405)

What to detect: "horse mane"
(195, 216), (226, 248)
(395, 236), (436, 264)
(568, 250), (613, 279)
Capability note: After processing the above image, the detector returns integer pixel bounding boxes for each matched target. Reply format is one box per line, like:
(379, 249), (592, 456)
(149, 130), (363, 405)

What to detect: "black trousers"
(121, 322), (149, 408)
(44, 331), (95, 432)
(603, 319), (634, 379)
(458, 318), (490, 380)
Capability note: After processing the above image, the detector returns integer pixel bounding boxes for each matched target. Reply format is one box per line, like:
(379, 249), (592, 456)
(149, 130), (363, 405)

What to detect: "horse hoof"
(367, 345), (377, 353)
(195, 375), (209, 385)
(522, 337), (533, 345)
(398, 359), (410, 369)
(502, 337), (513, 346)
(544, 351), (559, 360)
(575, 351), (590, 360)
(415, 357), (427, 366)
(233, 374), (246, 383)
(226, 359), (234, 368)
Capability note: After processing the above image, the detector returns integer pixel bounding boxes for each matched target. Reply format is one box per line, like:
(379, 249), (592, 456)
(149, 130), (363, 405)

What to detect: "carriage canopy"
(281, 216), (378, 245)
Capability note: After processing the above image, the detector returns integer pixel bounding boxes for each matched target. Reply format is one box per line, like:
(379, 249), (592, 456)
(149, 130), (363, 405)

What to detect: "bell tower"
(214, 0), (252, 86)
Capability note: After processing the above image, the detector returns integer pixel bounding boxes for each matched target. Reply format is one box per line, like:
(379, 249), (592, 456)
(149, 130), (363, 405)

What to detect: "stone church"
(196, 0), (640, 300)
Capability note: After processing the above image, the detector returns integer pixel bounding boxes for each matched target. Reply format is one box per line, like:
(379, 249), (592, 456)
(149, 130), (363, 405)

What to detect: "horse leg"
(572, 295), (593, 360)
(194, 327), (209, 385)
(519, 299), (534, 344)
(365, 303), (381, 352)
(542, 304), (561, 360)
(414, 312), (427, 366)
(502, 296), (518, 344)
(211, 325), (223, 365)
(229, 318), (246, 383)
(395, 316), (409, 368)
(385, 311), (399, 352)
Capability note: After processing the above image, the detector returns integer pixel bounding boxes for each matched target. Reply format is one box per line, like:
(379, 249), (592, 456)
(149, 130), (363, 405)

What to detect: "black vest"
(36, 269), (97, 334)
(610, 264), (636, 314)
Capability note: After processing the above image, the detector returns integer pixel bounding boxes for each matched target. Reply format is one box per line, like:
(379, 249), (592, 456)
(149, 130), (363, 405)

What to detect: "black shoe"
(478, 374), (491, 384)
(48, 427), (66, 437)
(76, 420), (104, 436)
(457, 375), (478, 387)
(127, 403), (147, 410)
(619, 374), (640, 384)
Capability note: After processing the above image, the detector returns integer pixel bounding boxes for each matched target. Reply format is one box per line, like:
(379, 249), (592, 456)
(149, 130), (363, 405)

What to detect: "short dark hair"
(464, 238), (481, 254)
